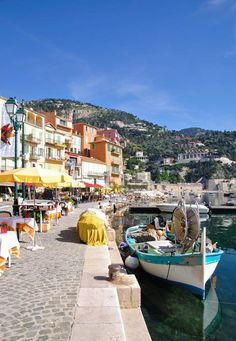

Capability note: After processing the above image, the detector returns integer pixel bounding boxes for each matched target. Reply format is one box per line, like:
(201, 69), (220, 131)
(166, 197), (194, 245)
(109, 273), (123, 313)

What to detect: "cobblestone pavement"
(0, 202), (99, 341)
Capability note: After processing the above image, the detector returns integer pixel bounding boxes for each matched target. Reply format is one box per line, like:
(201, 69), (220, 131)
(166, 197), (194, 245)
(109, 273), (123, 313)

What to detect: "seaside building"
(23, 108), (45, 168)
(73, 123), (97, 157)
(80, 156), (107, 187)
(66, 132), (82, 179)
(44, 123), (65, 171)
(39, 111), (73, 171)
(90, 136), (123, 186)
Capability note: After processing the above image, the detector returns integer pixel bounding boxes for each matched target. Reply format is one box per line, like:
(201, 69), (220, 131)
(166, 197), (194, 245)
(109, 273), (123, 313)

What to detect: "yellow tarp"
(77, 212), (108, 246)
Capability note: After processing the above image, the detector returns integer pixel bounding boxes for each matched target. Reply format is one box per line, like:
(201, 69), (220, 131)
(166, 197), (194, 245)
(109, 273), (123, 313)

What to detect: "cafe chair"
(0, 211), (12, 217)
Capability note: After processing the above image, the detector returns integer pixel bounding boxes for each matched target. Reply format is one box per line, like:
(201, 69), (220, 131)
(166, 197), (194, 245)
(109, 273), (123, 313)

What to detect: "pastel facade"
(73, 123), (97, 157)
(24, 108), (45, 168)
(81, 156), (107, 187)
(90, 136), (123, 186)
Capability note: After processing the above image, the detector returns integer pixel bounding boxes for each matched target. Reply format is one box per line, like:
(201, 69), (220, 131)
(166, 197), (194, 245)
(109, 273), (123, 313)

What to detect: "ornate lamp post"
(5, 97), (26, 214)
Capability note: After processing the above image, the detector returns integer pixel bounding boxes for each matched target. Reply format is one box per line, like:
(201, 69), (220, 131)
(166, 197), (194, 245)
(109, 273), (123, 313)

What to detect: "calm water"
(112, 211), (236, 341)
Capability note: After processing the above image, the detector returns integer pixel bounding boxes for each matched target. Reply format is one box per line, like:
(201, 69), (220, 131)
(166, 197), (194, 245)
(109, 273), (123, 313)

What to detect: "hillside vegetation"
(26, 98), (236, 182)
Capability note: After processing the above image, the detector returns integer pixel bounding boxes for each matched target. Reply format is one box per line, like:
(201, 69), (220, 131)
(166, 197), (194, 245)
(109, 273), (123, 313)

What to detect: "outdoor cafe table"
(0, 231), (20, 274)
(0, 217), (39, 240)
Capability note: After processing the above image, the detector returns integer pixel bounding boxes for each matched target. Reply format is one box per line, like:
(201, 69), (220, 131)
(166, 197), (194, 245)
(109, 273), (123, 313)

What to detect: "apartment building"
(44, 123), (65, 171)
(73, 123), (97, 157)
(66, 132), (82, 179)
(81, 156), (107, 187)
(23, 108), (45, 168)
(90, 136), (123, 186)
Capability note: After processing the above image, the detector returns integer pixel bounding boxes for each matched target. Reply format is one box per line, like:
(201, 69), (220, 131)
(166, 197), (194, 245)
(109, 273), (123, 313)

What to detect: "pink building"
(97, 128), (120, 144)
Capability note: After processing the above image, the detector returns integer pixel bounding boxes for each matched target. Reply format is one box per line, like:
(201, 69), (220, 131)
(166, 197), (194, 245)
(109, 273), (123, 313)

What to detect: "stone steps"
(70, 231), (151, 341)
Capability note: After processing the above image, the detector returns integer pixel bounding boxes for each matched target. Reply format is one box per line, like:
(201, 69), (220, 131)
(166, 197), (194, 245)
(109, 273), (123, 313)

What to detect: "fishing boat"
(125, 204), (223, 298)
(156, 202), (209, 214)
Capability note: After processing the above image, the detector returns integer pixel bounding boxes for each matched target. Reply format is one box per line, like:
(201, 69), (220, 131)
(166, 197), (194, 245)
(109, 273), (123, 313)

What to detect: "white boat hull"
(139, 260), (217, 296)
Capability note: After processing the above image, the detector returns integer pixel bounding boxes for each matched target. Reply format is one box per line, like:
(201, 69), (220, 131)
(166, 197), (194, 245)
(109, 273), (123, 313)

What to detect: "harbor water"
(112, 210), (236, 341)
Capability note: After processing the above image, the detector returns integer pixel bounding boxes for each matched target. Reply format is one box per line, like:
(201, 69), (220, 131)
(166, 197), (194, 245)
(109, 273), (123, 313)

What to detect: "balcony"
(111, 148), (120, 156)
(45, 137), (54, 145)
(54, 140), (66, 148)
(111, 160), (120, 166)
(45, 155), (64, 163)
(111, 172), (120, 177)
(87, 171), (104, 178)
(25, 134), (41, 144)
(29, 153), (41, 160)
(65, 138), (72, 147)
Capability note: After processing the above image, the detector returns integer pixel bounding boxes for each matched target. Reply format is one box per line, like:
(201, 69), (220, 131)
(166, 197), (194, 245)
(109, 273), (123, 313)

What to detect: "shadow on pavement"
(56, 226), (81, 243)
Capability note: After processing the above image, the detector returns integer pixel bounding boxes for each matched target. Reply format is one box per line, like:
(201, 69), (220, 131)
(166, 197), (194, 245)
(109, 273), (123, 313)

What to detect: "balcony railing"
(87, 171), (104, 178)
(45, 155), (64, 161)
(25, 134), (41, 143)
(111, 160), (120, 166)
(111, 149), (120, 156)
(111, 172), (120, 177)
(29, 153), (42, 160)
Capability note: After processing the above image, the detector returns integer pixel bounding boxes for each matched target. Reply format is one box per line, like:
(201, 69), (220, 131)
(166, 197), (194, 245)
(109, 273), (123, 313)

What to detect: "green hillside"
(26, 98), (236, 182)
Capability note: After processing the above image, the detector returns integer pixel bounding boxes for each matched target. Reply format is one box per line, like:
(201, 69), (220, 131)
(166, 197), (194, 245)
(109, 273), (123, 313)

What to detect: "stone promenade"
(0, 202), (98, 341)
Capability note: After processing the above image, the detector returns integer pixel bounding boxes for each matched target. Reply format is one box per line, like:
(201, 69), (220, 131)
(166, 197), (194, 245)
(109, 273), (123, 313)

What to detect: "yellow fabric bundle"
(77, 211), (108, 246)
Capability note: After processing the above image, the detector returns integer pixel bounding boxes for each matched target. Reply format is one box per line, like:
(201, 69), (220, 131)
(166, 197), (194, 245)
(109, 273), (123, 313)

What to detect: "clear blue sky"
(0, 0), (236, 131)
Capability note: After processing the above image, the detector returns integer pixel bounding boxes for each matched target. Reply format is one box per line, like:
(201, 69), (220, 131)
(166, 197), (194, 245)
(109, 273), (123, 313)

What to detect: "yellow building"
(44, 123), (66, 171)
(23, 108), (45, 168)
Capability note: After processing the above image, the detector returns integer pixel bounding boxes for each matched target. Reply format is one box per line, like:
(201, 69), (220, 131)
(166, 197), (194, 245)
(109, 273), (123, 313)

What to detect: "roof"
(73, 122), (98, 130)
(81, 156), (106, 165)
(90, 139), (123, 148)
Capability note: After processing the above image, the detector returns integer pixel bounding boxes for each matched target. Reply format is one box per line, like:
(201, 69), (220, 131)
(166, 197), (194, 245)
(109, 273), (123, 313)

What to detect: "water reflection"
(133, 269), (220, 340)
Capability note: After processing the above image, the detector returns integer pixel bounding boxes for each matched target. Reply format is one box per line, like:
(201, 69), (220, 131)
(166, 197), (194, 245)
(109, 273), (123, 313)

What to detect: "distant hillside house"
(110, 120), (125, 128)
(135, 151), (149, 163)
(177, 150), (210, 164)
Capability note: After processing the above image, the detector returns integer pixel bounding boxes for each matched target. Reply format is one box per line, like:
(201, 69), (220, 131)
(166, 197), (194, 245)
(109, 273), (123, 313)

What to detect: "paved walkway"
(0, 202), (98, 341)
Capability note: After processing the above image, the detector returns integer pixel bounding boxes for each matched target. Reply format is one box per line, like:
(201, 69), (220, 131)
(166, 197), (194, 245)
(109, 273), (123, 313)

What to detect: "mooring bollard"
(108, 263), (121, 281)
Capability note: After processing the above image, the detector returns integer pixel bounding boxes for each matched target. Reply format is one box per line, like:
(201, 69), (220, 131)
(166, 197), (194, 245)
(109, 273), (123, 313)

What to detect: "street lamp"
(5, 97), (26, 214)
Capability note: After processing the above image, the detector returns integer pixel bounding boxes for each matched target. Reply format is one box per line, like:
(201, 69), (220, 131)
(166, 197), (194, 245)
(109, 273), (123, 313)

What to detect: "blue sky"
(0, 0), (236, 131)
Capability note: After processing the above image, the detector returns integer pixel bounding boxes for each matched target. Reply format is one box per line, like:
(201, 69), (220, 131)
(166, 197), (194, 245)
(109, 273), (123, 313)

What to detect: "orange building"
(73, 123), (97, 157)
(89, 136), (123, 186)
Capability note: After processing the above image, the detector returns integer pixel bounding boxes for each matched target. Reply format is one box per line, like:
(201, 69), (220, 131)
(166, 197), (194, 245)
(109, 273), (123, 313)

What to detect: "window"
(91, 144), (95, 149)
(59, 119), (66, 126)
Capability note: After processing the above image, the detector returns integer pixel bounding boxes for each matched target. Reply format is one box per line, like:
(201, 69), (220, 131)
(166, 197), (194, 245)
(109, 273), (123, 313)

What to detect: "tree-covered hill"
(26, 98), (236, 182)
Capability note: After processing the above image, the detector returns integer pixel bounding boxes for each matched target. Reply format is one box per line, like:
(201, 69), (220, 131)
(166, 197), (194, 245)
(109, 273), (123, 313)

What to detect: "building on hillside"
(176, 150), (210, 164)
(110, 120), (125, 128)
(97, 128), (121, 144)
(73, 123), (98, 157)
(89, 136), (123, 186)
(135, 151), (149, 163)
(81, 156), (107, 187)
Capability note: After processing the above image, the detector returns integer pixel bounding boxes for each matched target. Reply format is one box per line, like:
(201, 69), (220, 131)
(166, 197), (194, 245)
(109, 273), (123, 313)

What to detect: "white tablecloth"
(0, 217), (39, 232)
(0, 231), (20, 260)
